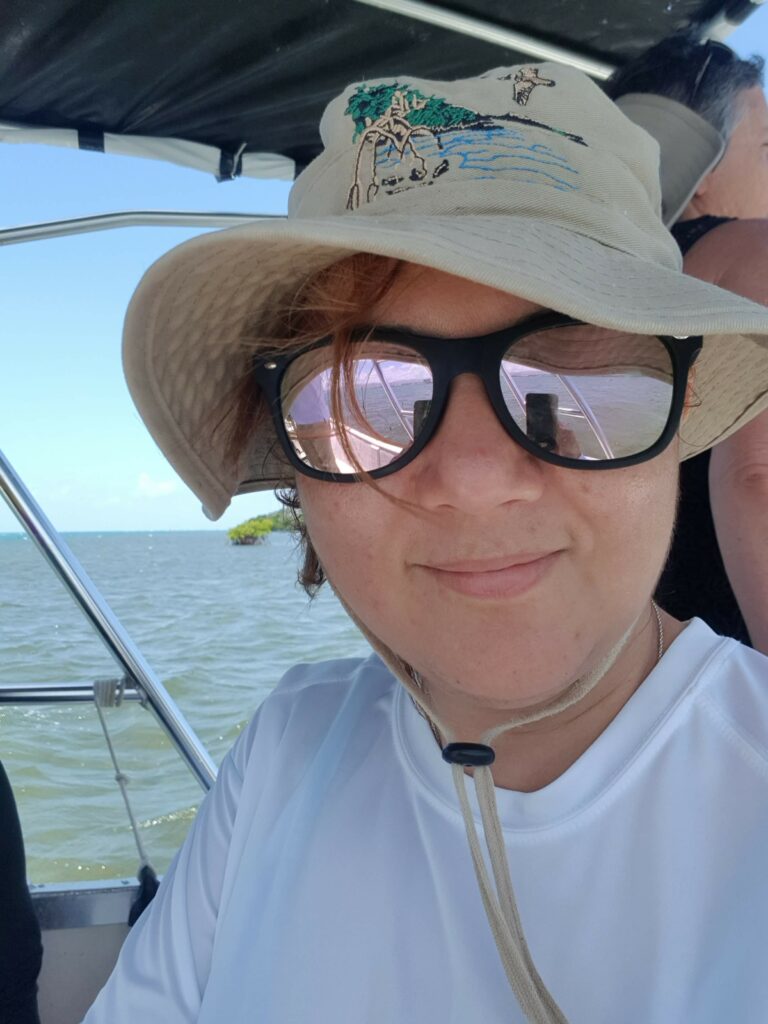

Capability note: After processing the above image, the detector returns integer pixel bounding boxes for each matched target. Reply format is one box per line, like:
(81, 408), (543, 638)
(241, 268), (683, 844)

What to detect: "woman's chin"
(415, 655), (587, 714)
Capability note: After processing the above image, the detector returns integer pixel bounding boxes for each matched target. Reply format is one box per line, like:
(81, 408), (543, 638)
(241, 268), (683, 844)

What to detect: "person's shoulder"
(689, 624), (768, 766)
(683, 218), (768, 301)
(269, 651), (395, 705)
(230, 652), (396, 771)
(684, 217), (768, 258)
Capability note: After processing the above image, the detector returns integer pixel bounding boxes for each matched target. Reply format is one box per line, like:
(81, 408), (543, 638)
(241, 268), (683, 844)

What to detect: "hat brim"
(124, 215), (768, 518)
(614, 95), (725, 226)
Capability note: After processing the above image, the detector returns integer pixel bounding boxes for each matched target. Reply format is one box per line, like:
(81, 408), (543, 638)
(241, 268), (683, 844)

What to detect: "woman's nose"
(401, 374), (546, 513)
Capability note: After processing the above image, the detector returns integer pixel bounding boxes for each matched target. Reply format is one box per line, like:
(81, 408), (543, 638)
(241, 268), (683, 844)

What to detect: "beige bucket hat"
(614, 93), (725, 225)
(123, 62), (768, 518)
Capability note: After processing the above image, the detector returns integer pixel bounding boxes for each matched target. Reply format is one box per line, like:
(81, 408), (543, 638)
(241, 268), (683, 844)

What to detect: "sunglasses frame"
(253, 311), (703, 483)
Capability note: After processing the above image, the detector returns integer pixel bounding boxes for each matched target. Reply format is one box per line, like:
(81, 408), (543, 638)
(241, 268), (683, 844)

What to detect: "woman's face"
(693, 86), (768, 220)
(297, 266), (679, 712)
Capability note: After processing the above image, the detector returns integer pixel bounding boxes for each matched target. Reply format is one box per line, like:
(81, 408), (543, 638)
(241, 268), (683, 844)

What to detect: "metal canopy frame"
(0, 211), (275, 246)
(2, 0), (756, 243)
(352, 0), (763, 79)
(352, 0), (617, 78)
(1, 0), (759, 185)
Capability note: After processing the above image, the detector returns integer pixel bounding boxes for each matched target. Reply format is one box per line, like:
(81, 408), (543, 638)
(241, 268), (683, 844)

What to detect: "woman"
(606, 32), (768, 652)
(85, 64), (768, 1022)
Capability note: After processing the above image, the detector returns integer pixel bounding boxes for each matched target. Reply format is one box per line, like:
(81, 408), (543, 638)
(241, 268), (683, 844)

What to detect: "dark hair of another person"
(605, 30), (764, 141)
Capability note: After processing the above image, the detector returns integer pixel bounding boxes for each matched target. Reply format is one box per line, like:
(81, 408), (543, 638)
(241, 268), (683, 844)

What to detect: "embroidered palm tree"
(342, 77), (577, 210)
(346, 90), (438, 210)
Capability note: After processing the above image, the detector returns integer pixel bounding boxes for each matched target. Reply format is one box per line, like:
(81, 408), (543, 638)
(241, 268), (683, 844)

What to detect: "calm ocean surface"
(0, 530), (370, 884)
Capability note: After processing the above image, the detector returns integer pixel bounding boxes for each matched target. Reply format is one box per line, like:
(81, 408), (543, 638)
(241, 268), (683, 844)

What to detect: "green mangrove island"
(228, 508), (294, 545)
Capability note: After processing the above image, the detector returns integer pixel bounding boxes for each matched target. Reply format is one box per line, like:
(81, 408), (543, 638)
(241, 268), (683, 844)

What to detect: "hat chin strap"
(335, 584), (639, 1024)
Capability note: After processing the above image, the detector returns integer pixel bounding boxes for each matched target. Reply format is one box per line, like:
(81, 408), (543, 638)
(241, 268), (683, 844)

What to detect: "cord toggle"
(442, 742), (495, 767)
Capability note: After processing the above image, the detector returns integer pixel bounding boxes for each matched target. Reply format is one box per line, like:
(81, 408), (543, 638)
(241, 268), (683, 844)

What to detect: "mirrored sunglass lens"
(281, 342), (433, 474)
(499, 327), (674, 461)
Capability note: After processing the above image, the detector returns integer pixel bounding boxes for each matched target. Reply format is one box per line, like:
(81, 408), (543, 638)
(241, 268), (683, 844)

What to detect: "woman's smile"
(296, 266), (681, 710)
(414, 550), (563, 599)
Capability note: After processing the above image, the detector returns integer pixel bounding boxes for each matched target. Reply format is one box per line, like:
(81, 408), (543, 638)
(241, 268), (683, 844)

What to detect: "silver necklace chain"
(652, 600), (665, 664)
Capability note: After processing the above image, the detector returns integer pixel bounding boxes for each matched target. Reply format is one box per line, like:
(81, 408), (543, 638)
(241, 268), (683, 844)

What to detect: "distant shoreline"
(0, 528), (236, 538)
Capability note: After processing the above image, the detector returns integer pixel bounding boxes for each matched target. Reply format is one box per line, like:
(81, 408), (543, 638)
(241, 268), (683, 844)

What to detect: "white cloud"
(137, 472), (178, 499)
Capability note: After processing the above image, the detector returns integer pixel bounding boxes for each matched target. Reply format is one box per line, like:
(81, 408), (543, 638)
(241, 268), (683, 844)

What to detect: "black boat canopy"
(0, 0), (761, 181)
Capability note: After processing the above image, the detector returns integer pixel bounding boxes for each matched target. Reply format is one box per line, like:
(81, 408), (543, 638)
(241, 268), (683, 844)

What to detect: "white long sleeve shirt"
(84, 620), (768, 1023)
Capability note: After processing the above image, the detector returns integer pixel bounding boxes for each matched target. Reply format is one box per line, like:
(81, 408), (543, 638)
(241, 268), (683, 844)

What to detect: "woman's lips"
(417, 551), (562, 598)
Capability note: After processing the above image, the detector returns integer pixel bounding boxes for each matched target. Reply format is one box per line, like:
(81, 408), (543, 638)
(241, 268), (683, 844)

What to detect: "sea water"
(0, 530), (370, 883)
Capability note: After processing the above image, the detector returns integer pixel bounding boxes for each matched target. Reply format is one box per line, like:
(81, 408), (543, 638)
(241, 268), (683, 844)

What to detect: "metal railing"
(0, 447), (217, 791)
(0, 678), (142, 705)
(0, 211), (279, 246)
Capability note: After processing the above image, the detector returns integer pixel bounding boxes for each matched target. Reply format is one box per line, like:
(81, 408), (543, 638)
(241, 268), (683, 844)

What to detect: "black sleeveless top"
(0, 760), (42, 1023)
(653, 215), (752, 645)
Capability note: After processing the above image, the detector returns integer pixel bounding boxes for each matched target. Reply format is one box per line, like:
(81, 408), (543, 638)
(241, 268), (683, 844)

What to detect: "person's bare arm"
(683, 219), (768, 652)
(683, 218), (768, 302)
(709, 410), (768, 653)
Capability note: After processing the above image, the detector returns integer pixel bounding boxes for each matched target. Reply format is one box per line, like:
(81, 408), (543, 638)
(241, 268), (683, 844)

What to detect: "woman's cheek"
(297, 479), (391, 610)
(580, 454), (678, 577)
(556, 443), (667, 549)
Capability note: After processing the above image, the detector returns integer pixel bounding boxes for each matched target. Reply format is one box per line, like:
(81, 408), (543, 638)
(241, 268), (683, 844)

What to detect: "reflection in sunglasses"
(288, 413), (406, 473)
(281, 329), (676, 473)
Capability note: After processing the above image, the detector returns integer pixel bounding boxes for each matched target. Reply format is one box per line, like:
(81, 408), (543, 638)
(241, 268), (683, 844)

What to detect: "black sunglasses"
(253, 312), (702, 482)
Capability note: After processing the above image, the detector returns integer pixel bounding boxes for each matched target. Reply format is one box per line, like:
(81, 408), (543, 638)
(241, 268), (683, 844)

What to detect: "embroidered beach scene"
(344, 74), (587, 210)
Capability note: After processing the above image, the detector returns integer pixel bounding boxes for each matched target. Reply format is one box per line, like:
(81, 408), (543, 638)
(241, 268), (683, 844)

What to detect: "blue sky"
(1, 16), (767, 532)
(1, 153), (291, 532)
